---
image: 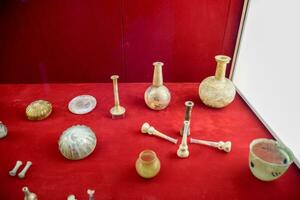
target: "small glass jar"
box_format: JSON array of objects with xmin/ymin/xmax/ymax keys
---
[{"xmin": 135, "ymin": 150, "xmax": 161, "ymax": 178}]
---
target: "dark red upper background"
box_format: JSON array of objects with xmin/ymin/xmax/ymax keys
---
[{"xmin": 0, "ymin": 0, "xmax": 244, "ymax": 83}]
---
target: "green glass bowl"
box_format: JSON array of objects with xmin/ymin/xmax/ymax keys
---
[{"xmin": 249, "ymin": 138, "xmax": 294, "ymax": 181}]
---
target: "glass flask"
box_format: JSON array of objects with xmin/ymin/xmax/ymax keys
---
[
  {"xmin": 144, "ymin": 62, "xmax": 171, "ymax": 110},
  {"xmin": 199, "ymin": 55, "xmax": 236, "ymax": 108}
]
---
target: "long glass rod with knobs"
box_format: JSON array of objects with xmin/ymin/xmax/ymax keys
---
[
  {"xmin": 141, "ymin": 122, "xmax": 178, "ymax": 144},
  {"xmin": 177, "ymin": 120, "xmax": 190, "ymax": 158},
  {"xmin": 190, "ymin": 138, "xmax": 232, "ymax": 153}
]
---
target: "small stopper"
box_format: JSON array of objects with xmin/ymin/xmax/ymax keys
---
[
  {"xmin": 87, "ymin": 189, "xmax": 95, "ymax": 200},
  {"xmin": 0, "ymin": 121, "xmax": 8, "ymax": 139},
  {"xmin": 18, "ymin": 161, "xmax": 32, "ymax": 179},
  {"xmin": 67, "ymin": 195, "xmax": 77, "ymax": 200},
  {"xmin": 9, "ymin": 160, "xmax": 23, "ymax": 176}
]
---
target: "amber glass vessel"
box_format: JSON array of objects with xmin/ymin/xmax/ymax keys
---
[
  {"xmin": 135, "ymin": 150, "xmax": 161, "ymax": 178},
  {"xmin": 144, "ymin": 62, "xmax": 171, "ymax": 110}
]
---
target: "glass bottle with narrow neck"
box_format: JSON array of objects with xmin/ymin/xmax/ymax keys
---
[
  {"xmin": 22, "ymin": 187, "xmax": 38, "ymax": 200},
  {"xmin": 144, "ymin": 62, "xmax": 171, "ymax": 110},
  {"xmin": 199, "ymin": 55, "xmax": 236, "ymax": 108}
]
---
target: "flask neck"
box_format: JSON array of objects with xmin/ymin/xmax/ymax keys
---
[
  {"xmin": 214, "ymin": 55, "xmax": 231, "ymax": 81},
  {"xmin": 22, "ymin": 187, "xmax": 31, "ymax": 198},
  {"xmin": 152, "ymin": 62, "xmax": 164, "ymax": 87}
]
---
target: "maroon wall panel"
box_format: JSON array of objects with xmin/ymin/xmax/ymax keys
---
[
  {"xmin": 124, "ymin": 0, "xmax": 242, "ymax": 82},
  {"xmin": 0, "ymin": 0, "xmax": 124, "ymax": 83},
  {"xmin": 0, "ymin": 0, "xmax": 244, "ymax": 83}
]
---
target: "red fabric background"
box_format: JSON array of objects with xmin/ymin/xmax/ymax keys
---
[
  {"xmin": 0, "ymin": 83, "xmax": 299, "ymax": 199},
  {"xmin": 0, "ymin": 0, "xmax": 244, "ymax": 83}
]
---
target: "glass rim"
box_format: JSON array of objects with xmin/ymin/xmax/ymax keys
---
[
  {"xmin": 249, "ymin": 138, "xmax": 294, "ymax": 167},
  {"xmin": 139, "ymin": 150, "xmax": 157, "ymax": 164}
]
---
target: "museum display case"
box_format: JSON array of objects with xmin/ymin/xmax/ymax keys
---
[{"xmin": 1, "ymin": 0, "xmax": 300, "ymax": 199}]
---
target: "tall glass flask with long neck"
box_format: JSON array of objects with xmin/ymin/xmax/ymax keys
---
[{"xmin": 144, "ymin": 62, "xmax": 171, "ymax": 110}]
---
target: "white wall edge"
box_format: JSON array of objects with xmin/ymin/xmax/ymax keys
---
[{"xmin": 236, "ymin": 86, "xmax": 300, "ymax": 169}]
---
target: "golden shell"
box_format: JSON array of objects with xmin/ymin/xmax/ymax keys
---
[{"xmin": 26, "ymin": 100, "xmax": 52, "ymax": 120}]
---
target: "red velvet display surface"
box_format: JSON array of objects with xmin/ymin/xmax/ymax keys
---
[
  {"xmin": 0, "ymin": 0, "xmax": 244, "ymax": 83},
  {"xmin": 0, "ymin": 83, "xmax": 300, "ymax": 199}
]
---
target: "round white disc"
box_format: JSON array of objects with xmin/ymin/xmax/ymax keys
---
[{"xmin": 68, "ymin": 95, "xmax": 97, "ymax": 114}]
